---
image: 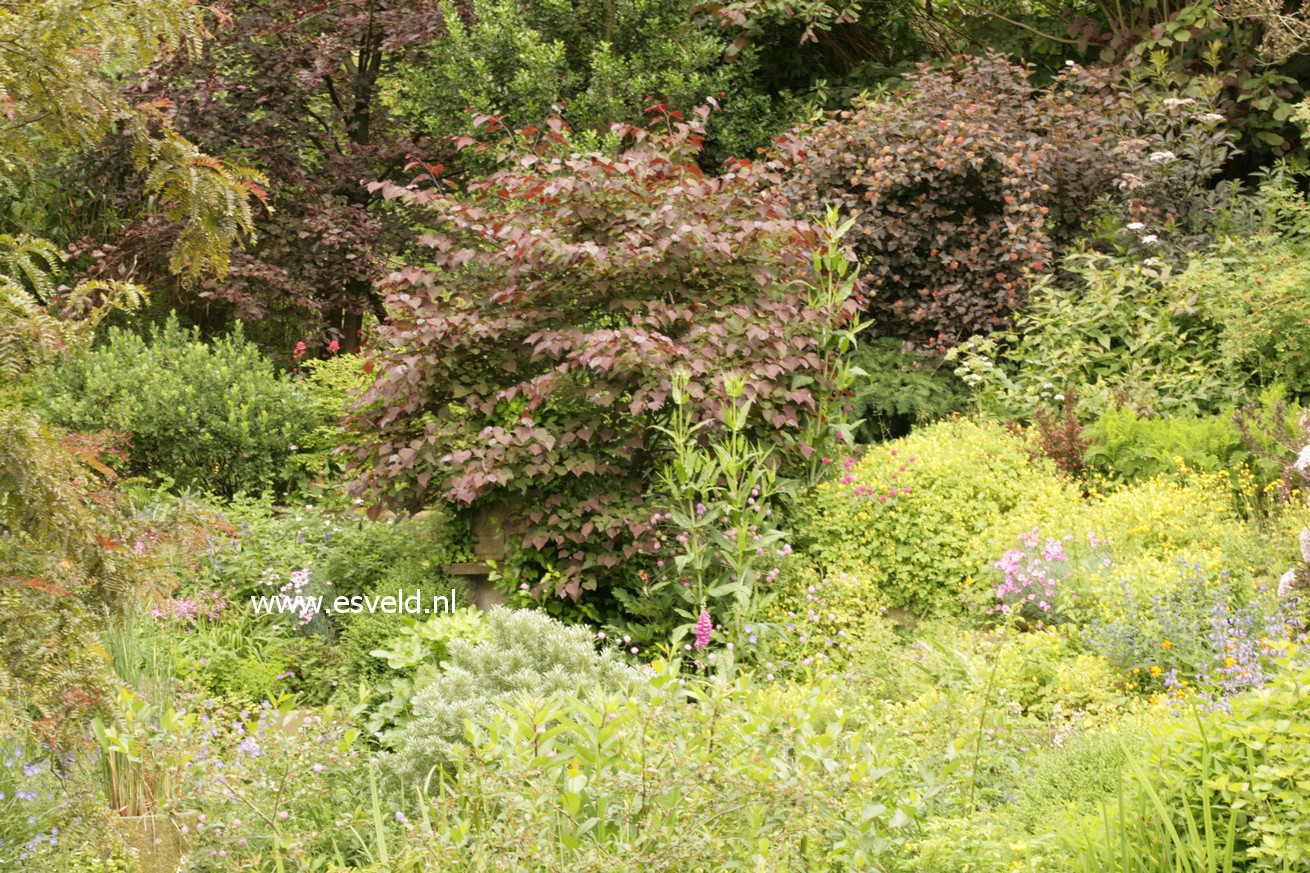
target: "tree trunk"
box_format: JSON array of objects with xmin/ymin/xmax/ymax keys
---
[{"xmin": 342, "ymin": 309, "xmax": 364, "ymax": 353}]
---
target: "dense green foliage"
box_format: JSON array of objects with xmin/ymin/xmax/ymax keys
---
[
  {"xmin": 792, "ymin": 418, "xmax": 1076, "ymax": 614},
  {"xmin": 0, "ymin": 411, "xmax": 127, "ymax": 732},
  {"xmin": 951, "ymin": 172, "xmax": 1310, "ymax": 423},
  {"xmin": 400, "ymin": 0, "xmax": 794, "ymax": 163},
  {"xmin": 1083, "ymin": 408, "xmax": 1250, "ymax": 485},
  {"xmin": 0, "ymin": 0, "xmax": 265, "ymax": 284},
  {"xmin": 1010, "ymin": 728, "xmax": 1140, "ymax": 832},
  {"xmin": 847, "ymin": 338, "xmax": 967, "ymax": 440},
  {"xmin": 1066, "ymin": 666, "xmax": 1310, "ymax": 870},
  {"xmin": 39, "ymin": 318, "xmax": 321, "ymax": 497}
]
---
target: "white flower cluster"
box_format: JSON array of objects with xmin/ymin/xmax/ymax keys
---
[
  {"xmin": 951, "ymin": 340, "xmax": 995, "ymax": 388},
  {"xmin": 1277, "ymin": 443, "xmax": 1310, "ymax": 599},
  {"xmin": 958, "ymin": 359, "xmax": 993, "ymax": 387},
  {"xmin": 1124, "ymin": 221, "xmax": 1159, "ymax": 247}
]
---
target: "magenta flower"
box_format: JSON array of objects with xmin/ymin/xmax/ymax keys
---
[{"xmin": 693, "ymin": 608, "xmax": 713, "ymax": 649}]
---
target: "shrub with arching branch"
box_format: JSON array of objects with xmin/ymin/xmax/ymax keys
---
[
  {"xmin": 347, "ymin": 108, "xmax": 859, "ymax": 600},
  {"xmin": 775, "ymin": 52, "xmax": 1133, "ymax": 348}
]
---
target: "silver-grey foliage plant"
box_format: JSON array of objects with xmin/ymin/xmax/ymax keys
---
[{"xmin": 390, "ymin": 607, "xmax": 642, "ymax": 784}]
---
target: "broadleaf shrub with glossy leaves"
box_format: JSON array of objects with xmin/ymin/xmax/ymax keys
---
[{"xmin": 348, "ymin": 109, "xmax": 859, "ymax": 599}]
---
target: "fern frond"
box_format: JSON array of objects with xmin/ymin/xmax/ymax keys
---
[
  {"xmin": 0, "ymin": 234, "xmax": 63, "ymax": 304},
  {"xmin": 0, "ymin": 254, "xmax": 147, "ymax": 379},
  {"xmin": 0, "ymin": 1, "xmax": 261, "ymax": 281},
  {"xmin": 134, "ymin": 124, "xmax": 270, "ymax": 281}
]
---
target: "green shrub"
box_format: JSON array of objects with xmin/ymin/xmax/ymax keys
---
[
  {"xmin": 1083, "ymin": 407, "xmax": 1250, "ymax": 486},
  {"xmin": 891, "ymin": 626, "xmax": 1132, "ymax": 737},
  {"xmin": 182, "ymin": 499, "xmax": 476, "ymax": 709},
  {"xmin": 848, "ymin": 338, "xmax": 967, "ymax": 442},
  {"xmin": 791, "ymin": 418, "xmax": 1078, "ymax": 615},
  {"xmin": 950, "ymin": 255, "xmax": 1226, "ymax": 421},
  {"xmin": 985, "ymin": 628, "xmax": 1130, "ymax": 722},
  {"xmin": 1012, "ymin": 728, "xmax": 1143, "ymax": 834},
  {"xmin": 317, "ymin": 512, "xmax": 470, "ymax": 602},
  {"xmin": 399, "ymin": 0, "xmax": 794, "ymax": 163},
  {"xmin": 1187, "ymin": 234, "xmax": 1310, "ymax": 398},
  {"xmin": 339, "ymin": 611, "xmax": 414, "ymax": 688},
  {"xmin": 1080, "ymin": 400, "xmax": 1310, "ymax": 519},
  {"xmin": 391, "ymin": 607, "xmax": 641, "ymax": 782},
  {"xmin": 181, "ymin": 646, "xmax": 287, "ymax": 702},
  {"xmin": 870, "ymin": 632, "xmax": 1119, "ymax": 816},
  {"xmin": 39, "ymin": 316, "xmax": 321, "ymax": 497},
  {"xmin": 288, "ymin": 352, "xmax": 373, "ymax": 495},
  {"xmin": 369, "ymin": 608, "xmax": 488, "ymax": 677},
  {"xmin": 205, "ymin": 499, "xmax": 470, "ymax": 604},
  {"xmin": 966, "ymin": 471, "xmax": 1291, "ymax": 631},
  {"xmin": 1065, "ymin": 664, "xmax": 1310, "ymax": 871},
  {"xmin": 952, "ymin": 178, "xmax": 1310, "ymax": 423}
]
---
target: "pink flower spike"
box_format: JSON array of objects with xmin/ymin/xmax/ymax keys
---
[{"xmin": 693, "ymin": 608, "xmax": 713, "ymax": 649}]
